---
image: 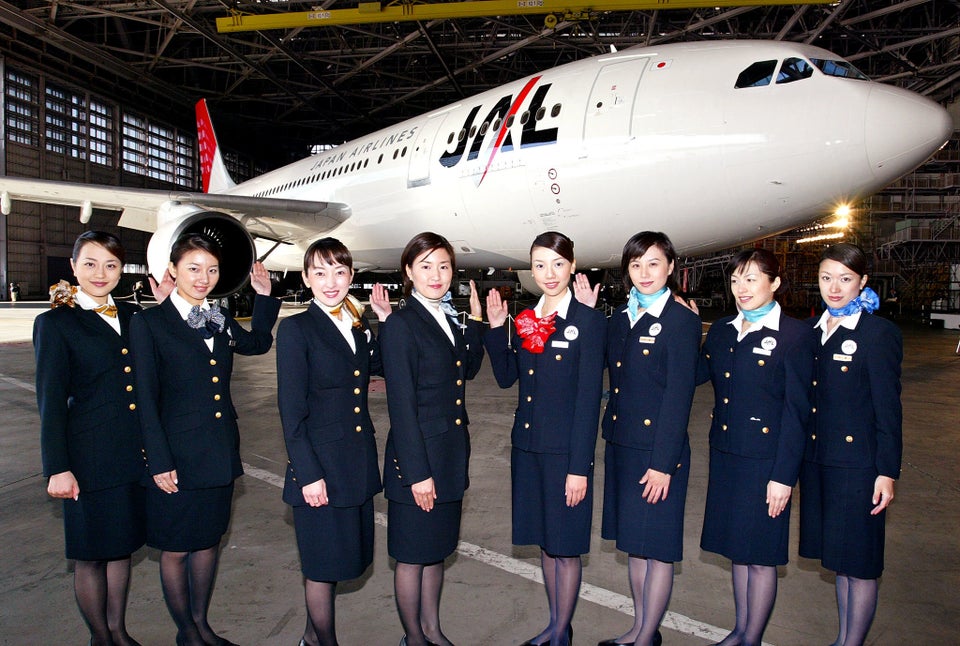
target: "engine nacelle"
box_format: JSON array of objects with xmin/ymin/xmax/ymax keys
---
[{"xmin": 147, "ymin": 211, "xmax": 256, "ymax": 298}]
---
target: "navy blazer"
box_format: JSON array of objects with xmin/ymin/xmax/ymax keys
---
[
  {"xmin": 804, "ymin": 314, "xmax": 902, "ymax": 478},
  {"xmin": 484, "ymin": 296, "xmax": 606, "ymax": 476},
  {"xmin": 697, "ymin": 309, "xmax": 816, "ymax": 486},
  {"xmin": 130, "ymin": 295, "xmax": 280, "ymax": 489},
  {"xmin": 34, "ymin": 301, "xmax": 145, "ymax": 491},
  {"xmin": 602, "ymin": 296, "xmax": 701, "ymax": 475},
  {"xmin": 380, "ymin": 298, "xmax": 484, "ymax": 505},
  {"xmin": 276, "ymin": 303, "xmax": 384, "ymax": 508}
]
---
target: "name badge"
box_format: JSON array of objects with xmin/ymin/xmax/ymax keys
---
[
  {"xmin": 563, "ymin": 325, "xmax": 579, "ymax": 341},
  {"xmin": 228, "ymin": 339, "xmax": 237, "ymax": 347},
  {"xmin": 832, "ymin": 353, "xmax": 853, "ymax": 362},
  {"xmin": 841, "ymin": 339, "xmax": 858, "ymax": 355},
  {"xmin": 551, "ymin": 340, "xmax": 569, "ymax": 348},
  {"xmin": 639, "ymin": 336, "xmax": 656, "ymax": 344},
  {"xmin": 760, "ymin": 336, "xmax": 777, "ymax": 351},
  {"xmin": 648, "ymin": 322, "xmax": 662, "ymax": 337},
  {"xmin": 752, "ymin": 347, "xmax": 771, "ymax": 356}
]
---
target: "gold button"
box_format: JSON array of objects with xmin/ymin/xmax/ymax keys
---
[
  {"xmin": 845, "ymin": 435, "xmax": 854, "ymax": 443},
  {"xmin": 123, "ymin": 366, "xmax": 131, "ymax": 373},
  {"xmin": 762, "ymin": 427, "xmax": 769, "ymax": 434},
  {"xmin": 729, "ymin": 347, "xmax": 734, "ymax": 352},
  {"xmin": 757, "ymin": 360, "xmax": 765, "ymax": 366},
  {"xmin": 214, "ymin": 394, "xmax": 221, "ymax": 401},
  {"xmin": 555, "ymin": 354, "xmax": 562, "ymax": 361},
  {"xmin": 456, "ymin": 360, "xmax": 462, "ymax": 367},
  {"xmin": 354, "ymin": 406, "xmax": 361, "ymax": 414},
  {"xmin": 354, "ymin": 387, "xmax": 361, "ymax": 394},
  {"xmin": 455, "ymin": 419, "xmax": 462, "ymax": 425},
  {"xmin": 129, "ymin": 403, "xmax": 136, "ymax": 411},
  {"xmin": 812, "ymin": 407, "xmax": 817, "ymax": 413},
  {"xmin": 811, "ymin": 434, "xmax": 816, "ymax": 440},
  {"xmin": 724, "ymin": 372, "xmax": 730, "ymax": 378},
  {"xmin": 642, "ymin": 349, "xmax": 650, "ymax": 356},
  {"xmin": 526, "ymin": 396, "xmax": 532, "ymax": 402},
  {"xmin": 215, "ymin": 412, "xmax": 222, "ymax": 419},
  {"xmin": 612, "ymin": 414, "xmax": 617, "ymax": 421},
  {"xmin": 644, "ymin": 419, "xmax": 651, "ymax": 426},
  {"xmin": 616, "ymin": 361, "xmax": 622, "ymax": 367},
  {"xmin": 705, "ymin": 353, "xmax": 711, "ymax": 359},
  {"xmin": 456, "ymin": 379, "xmax": 463, "ymax": 386},
  {"xmin": 841, "ymin": 366, "xmax": 849, "ymax": 372},
  {"xmin": 812, "ymin": 380, "xmax": 818, "ymax": 386},
  {"xmin": 126, "ymin": 385, "xmax": 133, "ymax": 392},
  {"xmin": 212, "ymin": 376, "xmax": 219, "ymax": 383},
  {"xmin": 710, "ymin": 412, "xmax": 714, "ymax": 419},
  {"xmin": 722, "ymin": 424, "xmax": 728, "ymax": 430},
  {"xmin": 528, "ymin": 369, "xmax": 534, "ymax": 375},
  {"xmin": 210, "ymin": 359, "xmax": 217, "ymax": 366},
  {"xmin": 723, "ymin": 397, "xmax": 729, "ymax": 404},
  {"xmin": 456, "ymin": 399, "xmax": 462, "ymax": 405},
  {"xmin": 356, "ymin": 425, "xmax": 362, "ymax": 432},
  {"xmin": 121, "ymin": 348, "xmax": 129, "ymax": 355},
  {"xmin": 614, "ymin": 387, "xmax": 619, "ymax": 394},
  {"xmin": 354, "ymin": 369, "xmax": 361, "ymax": 377},
  {"xmin": 524, "ymin": 423, "xmax": 530, "ymax": 429}
]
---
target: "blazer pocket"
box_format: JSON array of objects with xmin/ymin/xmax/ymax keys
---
[
  {"xmin": 165, "ymin": 410, "xmax": 205, "ymax": 435},
  {"xmin": 419, "ymin": 417, "xmax": 449, "ymax": 439},
  {"xmin": 308, "ymin": 419, "xmax": 345, "ymax": 445},
  {"xmin": 68, "ymin": 400, "xmax": 117, "ymax": 434}
]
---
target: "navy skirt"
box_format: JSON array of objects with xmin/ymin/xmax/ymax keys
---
[
  {"xmin": 146, "ymin": 482, "xmax": 234, "ymax": 552},
  {"xmin": 601, "ymin": 442, "xmax": 689, "ymax": 562},
  {"xmin": 388, "ymin": 499, "xmax": 462, "ymax": 564},
  {"xmin": 701, "ymin": 448, "xmax": 791, "ymax": 566},
  {"xmin": 63, "ymin": 482, "xmax": 146, "ymax": 561},
  {"xmin": 294, "ymin": 497, "xmax": 375, "ymax": 582},
  {"xmin": 512, "ymin": 448, "xmax": 593, "ymax": 557},
  {"xmin": 799, "ymin": 461, "xmax": 887, "ymax": 579}
]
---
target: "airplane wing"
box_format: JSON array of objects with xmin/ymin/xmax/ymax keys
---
[{"xmin": 0, "ymin": 176, "xmax": 350, "ymax": 241}]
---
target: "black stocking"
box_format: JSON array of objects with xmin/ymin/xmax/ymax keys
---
[
  {"xmin": 394, "ymin": 561, "xmax": 429, "ymax": 646},
  {"xmin": 713, "ymin": 563, "xmax": 749, "ymax": 646},
  {"xmin": 549, "ymin": 554, "xmax": 581, "ymax": 646},
  {"xmin": 303, "ymin": 579, "xmax": 338, "ymax": 646},
  {"xmin": 159, "ymin": 545, "xmax": 223, "ymax": 646},
  {"xmin": 186, "ymin": 545, "xmax": 222, "ymax": 644},
  {"xmin": 526, "ymin": 551, "xmax": 558, "ymax": 645},
  {"xmin": 420, "ymin": 562, "xmax": 452, "ymax": 645},
  {"xmin": 836, "ymin": 574, "xmax": 878, "ymax": 646},
  {"xmin": 105, "ymin": 558, "xmax": 141, "ymax": 646},
  {"xmin": 618, "ymin": 556, "xmax": 673, "ymax": 646},
  {"xmin": 74, "ymin": 559, "xmax": 112, "ymax": 645},
  {"xmin": 742, "ymin": 564, "xmax": 778, "ymax": 646}
]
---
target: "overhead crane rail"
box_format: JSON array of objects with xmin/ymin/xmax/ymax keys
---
[{"xmin": 216, "ymin": 0, "xmax": 834, "ymax": 32}]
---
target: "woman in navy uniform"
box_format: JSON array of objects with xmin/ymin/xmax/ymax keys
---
[
  {"xmin": 34, "ymin": 231, "xmax": 148, "ymax": 646},
  {"xmin": 277, "ymin": 237, "xmax": 391, "ymax": 646},
  {"xmin": 130, "ymin": 233, "xmax": 280, "ymax": 646},
  {"xmin": 698, "ymin": 248, "xmax": 816, "ymax": 646},
  {"xmin": 380, "ymin": 232, "xmax": 484, "ymax": 646},
  {"xmin": 597, "ymin": 232, "xmax": 701, "ymax": 646},
  {"xmin": 485, "ymin": 231, "xmax": 605, "ymax": 646},
  {"xmin": 799, "ymin": 243, "xmax": 902, "ymax": 646}
]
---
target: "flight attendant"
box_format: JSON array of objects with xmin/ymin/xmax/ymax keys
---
[
  {"xmin": 698, "ymin": 248, "xmax": 816, "ymax": 646},
  {"xmin": 799, "ymin": 243, "xmax": 902, "ymax": 646},
  {"xmin": 597, "ymin": 232, "xmax": 701, "ymax": 646},
  {"xmin": 130, "ymin": 233, "xmax": 280, "ymax": 646},
  {"xmin": 485, "ymin": 231, "xmax": 605, "ymax": 646},
  {"xmin": 276, "ymin": 237, "xmax": 392, "ymax": 646},
  {"xmin": 34, "ymin": 231, "xmax": 148, "ymax": 646},
  {"xmin": 380, "ymin": 232, "xmax": 485, "ymax": 646}
]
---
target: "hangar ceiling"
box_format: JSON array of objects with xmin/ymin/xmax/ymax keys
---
[{"xmin": 1, "ymin": 0, "xmax": 958, "ymax": 158}]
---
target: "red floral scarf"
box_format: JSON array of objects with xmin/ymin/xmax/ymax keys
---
[{"xmin": 514, "ymin": 309, "xmax": 557, "ymax": 354}]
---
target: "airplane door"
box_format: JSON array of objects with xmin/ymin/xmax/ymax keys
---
[
  {"xmin": 583, "ymin": 58, "xmax": 648, "ymax": 140},
  {"xmin": 408, "ymin": 113, "xmax": 448, "ymax": 187}
]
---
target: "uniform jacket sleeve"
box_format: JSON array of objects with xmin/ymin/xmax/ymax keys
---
[
  {"xmin": 770, "ymin": 319, "xmax": 817, "ymax": 486},
  {"xmin": 483, "ymin": 324, "xmax": 519, "ymax": 388},
  {"xmin": 129, "ymin": 309, "xmax": 175, "ymax": 476},
  {"xmin": 568, "ymin": 304, "xmax": 606, "ymax": 476},
  {"xmin": 33, "ymin": 312, "xmax": 72, "ymax": 477},
  {"xmin": 867, "ymin": 320, "xmax": 903, "ymax": 478}
]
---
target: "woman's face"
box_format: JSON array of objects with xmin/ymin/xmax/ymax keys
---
[
  {"xmin": 169, "ymin": 249, "xmax": 220, "ymax": 306},
  {"xmin": 819, "ymin": 258, "xmax": 867, "ymax": 310},
  {"xmin": 406, "ymin": 247, "xmax": 453, "ymax": 300},
  {"xmin": 531, "ymin": 246, "xmax": 575, "ymax": 299},
  {"xmin": 730, "ymin": 261, "xmax": 780, "ymax": 312},
  {"xmin": 628, "ymin": 245, "xmax": 674, "ymax": 295},
  {"xmin": 303, "ymin": 256, "xmax": 353, "ymax": 308},
  {"xmin": 71, "ymin": 242, "xmax": 122, "ymax": 305}
]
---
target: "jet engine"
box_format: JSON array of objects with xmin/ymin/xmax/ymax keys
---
[{"xmin": 147, "ymin": 211, "xmax": 256, "ymax": 298}]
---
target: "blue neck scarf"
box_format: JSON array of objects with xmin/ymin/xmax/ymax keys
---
[
  {"xmin": 826, "ymin": 286, "xmax": 880, "ymax": 317},
  {"xmin": 627, "ymin": 286, "xmax": 668, "ymax": 320},
  {"xmin": 741, "ymin": 300, "xmax": 776, "ymax": 323},
  {"xmin": 415, "ymin": 288, "xmax": 458, "ymax": 318}
]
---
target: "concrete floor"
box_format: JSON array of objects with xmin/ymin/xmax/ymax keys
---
[{"xmin": 0, "ymin": 302, "xmax": 957, "ymax": 646}]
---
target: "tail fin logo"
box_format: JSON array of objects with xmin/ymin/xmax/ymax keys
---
[{"xmin": 196, "ymin": 100, "xmax": 217, "ymax": 193}]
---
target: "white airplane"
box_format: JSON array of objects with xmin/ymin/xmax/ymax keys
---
[{"xmin": 0, "ymin": 40, "xmax": 953, "ymax": 296}]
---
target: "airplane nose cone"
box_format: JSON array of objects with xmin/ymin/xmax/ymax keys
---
[{"xmin": 865, "ymin": 85, "xmax": 953, "ymax": 180}]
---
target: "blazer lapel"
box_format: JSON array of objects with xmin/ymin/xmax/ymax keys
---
[
  {"xmin": 307, "ymin": 302, "xmax": 358, "ymax": 360},
  {"xmin": 410, "ymin": 298, "xmax": 457, "ymax": 350}
]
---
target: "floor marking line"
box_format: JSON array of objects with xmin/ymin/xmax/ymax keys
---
[
  {"xmin": 0, "ymin": 374, "xmax": 36, "ymax": 392},
  {"xmin": 243, "ymin": 462, "xmax": 749, "ymax": 644}
]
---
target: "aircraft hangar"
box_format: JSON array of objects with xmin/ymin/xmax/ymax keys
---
[{"xmin": 1, "ymin": 2, "xmax": 959, "ymax": 645}]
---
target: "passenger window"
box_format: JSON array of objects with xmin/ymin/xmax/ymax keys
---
[
  {"xmin": 735, "ymin": 60, "xmax": 777, "ymax": 88},
  {"xmin": 551, "ymin": 104, "xmax": 561, "ymax": 118},
  {"xmin": 520, "ymin": 111, "xmax": 530, "ymax": 125},
  {"xmin": 493, "ymin": 118, "xmax": 502, "ymax": 131},
  {"xmin": 506, "ymin": 115, "xmax": 515, "ymax": 128},
  {"xmin": 479, "ymin": 122, "xmax": 489, "ymax": 136},
  {"xmin": 777, "ymin": 57, "xmax": 814, "ymax": 84},
  {"xmin": 447, "ymin": 132, "xmax": 454, "ymax": 145},
  {"xmin": 536, "ymin": 107, "xmax": 546, "ymax": 121}
]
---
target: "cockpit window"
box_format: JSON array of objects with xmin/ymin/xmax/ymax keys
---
[
  {"xmin": 776, "ymin": 57, "xmax": 815, "ymax": 84},
  {"xmin": 811, "ymin": 58, "xmax": 869, "ymax": 81},
  {"xmin": 735, "ymin": 60, "xmax": 777, "ymax": 88}
]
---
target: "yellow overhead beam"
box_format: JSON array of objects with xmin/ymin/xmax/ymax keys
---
[{"xmin": 216, "ymin": 0, "xmax": 835, "ymax": 33}]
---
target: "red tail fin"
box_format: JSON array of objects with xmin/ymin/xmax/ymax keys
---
[{"xmin": 195, "ymin": 99, "xmax": 235, "ymax": 193}]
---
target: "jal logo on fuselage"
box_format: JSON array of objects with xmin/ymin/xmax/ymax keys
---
[{"xmin": 439, "ymin": 76, "xmax": 559, "ymax": 178}]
